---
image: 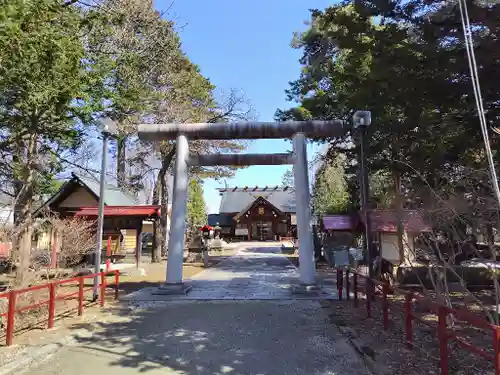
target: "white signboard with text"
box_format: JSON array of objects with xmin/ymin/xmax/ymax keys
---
[
  {"xmin": 290, "ymin": 214, "xmax": 297, "ymax": 225},
  {"xmin": 235, "ymin": 228, "xmax": 249, "ymax": 236}
]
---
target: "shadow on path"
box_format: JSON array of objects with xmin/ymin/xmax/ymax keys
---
[{"xmin": 31, "ymin": 300, "xmax": 370, "ymax": 375}]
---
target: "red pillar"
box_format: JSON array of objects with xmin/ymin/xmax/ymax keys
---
[
  {"xmin": 136, "ymin": 223, "xmax": 143, "ymax": 269},
  {"xmin": 105, "ymin": 236, "xmax": 112, "ymax": 271}
]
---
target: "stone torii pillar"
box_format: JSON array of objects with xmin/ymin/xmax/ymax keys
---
[
  {"xmin": 138, "ymin": 120, "xmax": 349, "ymax": 293},
  {"xmin": 292, "ymin": 133, "xmax": 315, "ymax": 285},
  {"xmin": 165, "ymin": 134, "xmax": 189, "ymax": 287}
]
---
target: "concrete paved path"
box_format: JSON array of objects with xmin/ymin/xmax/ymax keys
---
[
  {"xmin": 21, "ymin": 301, "xmax": 370, "ymax": 375},
  {"xmin": 18, "ymin": 244, "xmax": 369, "ymax": 375},
  {"xmin": 125, "ymin": 243, "xmax": 338, "ymax": 303}
]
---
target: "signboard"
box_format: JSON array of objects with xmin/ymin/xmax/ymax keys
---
[
  {"xmin": 290, "ymin": 214, "xmax": 297, "ymax": 225},
  {"xmin": 235, "ymin": 228, "xmax": 248, "ymax": 236},
  {"xmin": 322, "ymin": 215, "xmax": 355, "ymax": 231},
  {"xmin": 334, "ymin": 249, "xmax": 350, "ymax": 267}
]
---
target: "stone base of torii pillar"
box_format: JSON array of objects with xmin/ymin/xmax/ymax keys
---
[
  {"xmin": 152, "ymin": 283, "xmax": 192, "ymax": 296},
  {"xmin": 291, "ymin": 284, "xmax": 322, "ymax": 296}
]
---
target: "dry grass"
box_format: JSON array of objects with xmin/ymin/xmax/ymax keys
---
[
  {"xmin": 0, "ymin": 258, "xmax": 211, "ymax": 346},
  {"xmin": 320, "ymin": 267, "xmax": 497, "ymax": 375},
  {"xmin": 117, "ymin": 260, "xmax": 213, "ymax": 294},
  {"xmin": 0, "ymin": 275, "xmax": 118, "ymax": 340}
]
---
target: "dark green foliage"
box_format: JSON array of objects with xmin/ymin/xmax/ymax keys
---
[
  {"xmin": 187, "ymin": 179, "xmax": 207, "ymax": 232},
  {"xmin": 278, "ymin": 0, "xmax": 500, "ymax": 210}
]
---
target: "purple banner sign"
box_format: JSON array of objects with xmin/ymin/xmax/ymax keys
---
[{"xmin": 322, "ymin": 215, "xmax": 355, "ymax": 231}]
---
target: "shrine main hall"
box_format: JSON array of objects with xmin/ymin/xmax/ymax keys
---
[{"xmin": 208, "ymin": 186, "xmax": 297, "ymax": 241}]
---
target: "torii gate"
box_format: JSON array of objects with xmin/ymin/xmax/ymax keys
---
[{"xmin": 137, "ymin": 112, "xmax": 371, "ymax": 294}]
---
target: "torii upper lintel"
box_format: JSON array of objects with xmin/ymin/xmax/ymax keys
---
[{"xmin": 137, "ymin": 120, "xmax": 347, "ymax": 141}]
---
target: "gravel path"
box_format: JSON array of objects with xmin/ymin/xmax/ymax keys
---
[{"xmin": 125, "ymin": 244, "xmax": 339, "ymax": 302}]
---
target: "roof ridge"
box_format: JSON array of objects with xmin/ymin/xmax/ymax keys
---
[
  {"xmin": 72, "ymin": 172, "xmax": 139, "ymax": 204},
  {"xmin": 73, "ymin": 172, "xmax": 137, "ymax": 198},
  {"xmin": 217, "ymin": 186, "xmax": 293, "ymax": 192}
]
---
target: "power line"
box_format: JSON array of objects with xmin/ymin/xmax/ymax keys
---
[{"xmin": 457, "ymin": 0, "xmax": 500, "ymax": 211}]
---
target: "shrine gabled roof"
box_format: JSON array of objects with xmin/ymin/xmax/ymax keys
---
[
  {"xmin": 40, "ymin": 173, "xmax": 138, "ymax": 211},
  {"xmin": 233, "ymin": 195, "xmax": 283, "ymax": 221},
  {"xmin": 218, "ymin": 186, "xmax": 296, "ymax": 214}
]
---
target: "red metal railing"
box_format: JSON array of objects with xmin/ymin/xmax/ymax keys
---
[
  {"xmin": 337, "ymin": 268, "xmax": 500, "ymax": 375},
  {"xmin": 0, "ymin": 270, "xmax": 120, "ymax": 346}
]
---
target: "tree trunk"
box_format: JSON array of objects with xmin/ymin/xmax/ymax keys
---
[
  {"xmin": 160, "ymin": 170, "xmax": 169, "ymax": 256},
  {"xmin": 151, "ymin": 147, "xmax": 175, "ymax": 263},
  {"xmin": 151, "ymin": 171, "xmax": 163, "ymax": 263},
  {"xmin": 116, "ymin": 135, "xmax": 127, "ymax": 188},
  {"xmin": 15, "ymin": 134, "xmax": 36, "ymax": 286},
  {"xmin": 393, "ymin": 170, "xmax": 406, "ymax": 264}
]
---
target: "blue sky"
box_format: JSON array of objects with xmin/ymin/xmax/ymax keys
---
[{"xmin": 158, "ymin": 0, "xmax": 333, "ymax": 213}]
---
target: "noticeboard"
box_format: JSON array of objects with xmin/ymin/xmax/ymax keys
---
[
  {"xmin": 334, "ymin": 249, "xmax": 350, "ymax": 267},
  {"xmin": 235, "ymin": 228, "xmax": 248, "ymax": 236}
]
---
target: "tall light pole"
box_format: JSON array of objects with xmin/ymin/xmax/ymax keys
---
[
  {"xmin": 353, "ymin": 111, "xmax": 373, "ymax": 295},
  {"xmin": 94, "ymin": 118, "xmax": 117, "ymax": 300}
]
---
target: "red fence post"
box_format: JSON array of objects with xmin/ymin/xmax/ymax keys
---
[
  {"xmin": 493, "ymin": 326, "xmax": 500, "ymax": 375},
  {"xmin": 382, "ymin": 283, "xmax": 389, "ymax": 330},
  {"xmin": 353, "ymin": 273, "xmax": 358, "ymax": 308},
  {"xmin": 78, "ymin": 276, "xmax": 84, "ymax": 316},
  {"xmin": 106, "ymin": 236, "xmax": 112, "ymax": 272},
  {"xmin": 366, "ymin": 278, "xmax": 372, "ymax": 318},
  {"xmin": 336, "ymin": 269, "xmax": 340, "ymax": 300},
  {"xmin": 6, "ymin": 291, "xmax": 17, "ymax": 346},
  {"xmin": 405, "ymin": 292, "xmax": 413, "ymax": 348},
  {"xmin": 438, "ymin": 306, "xmax": 449, "ymax": 375},
  {"xmin": 346, "ymin": 269, "xmax": 350, "ymax": 300},
  {"xmin": 100, "ymin": 272, "xmax": 106, "ymax": 307},
  {"xmin": 338, "ymin": 269, "xmax": 343, "ymax": 300},
  {"xmin": 48, "ymin": 283, "xmax": 56, "ymax": 329},
  {"xmin": 114, "ymin": 270, "xmax": 120, "ymax": 300}
]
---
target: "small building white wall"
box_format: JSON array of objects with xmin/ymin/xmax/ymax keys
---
[
  {"xmin": 58, "ymin": 186, "xmax": 98, "ymax": 207},
  {"xmin": 380, "ymin": 232, "xmax": 417, "ymax": 265},
  {"xmin": 0, "ymin": 207, "xmax": 13, "ymax": 225}
]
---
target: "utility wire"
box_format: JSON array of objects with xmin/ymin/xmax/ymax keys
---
[
  {"xmin": 457, "ymin": 0, "xmax": 500, "ymax": 211},
  {"xmin": 457, "ymin": 0, "xmax": 500, "ymax": 322}
]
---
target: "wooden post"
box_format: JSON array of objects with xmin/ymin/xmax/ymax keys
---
[
  {"xmin": 493, "ymin": 326, "xmax": 500, "ymax": 375},
  {"xmin": 405, "ymin": 292, "xmax": 413, "ymax": 348},
  {"xmin": 6, "ymin": 291, "xmax": 17, "ymax": 346},
  {"xmin": 438, "ymin": 306, "xmax": 449, "ymax": 375},
  {"xmin": 338, "ymin": 268, "xmax": 343, "ymax": 300},
  {"xmin": 346, "ymin": 269, "xmax": 350, "ymax": 300},
  {"xmin": 48, "ymin": 283, "xmax": 56, "ymax": 329},
  {"xmin": 100, "ymin": 272, "xmax": 105, "ymax": 307},
  {"xmin": 353, "ymin": 273, "xmax": 358, "ymax": 307},
  {"xmin": 136, "ymin": 221, "xmax": 143, "ymax": 269},
  {"xmin": 366, "ymin": 278, "xmax": 372, "ymax": 318},
  {"xmin": 105, "ymin": 236, "xmax": 111, "ymax": 271},
  {"xmin": 114, "ymin": 270, "xmax": 120, "ymax": 300},
  {"xmin": 78, "ymin": 276, "xmax": 84, "ymax": 316},
  {"xmin": 50, "ymin": 228, "xmax": 58, "ymax": 269},
  {"xmin": 382, "ymin": 283, "xmax": 389, "ymax": 330}
]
